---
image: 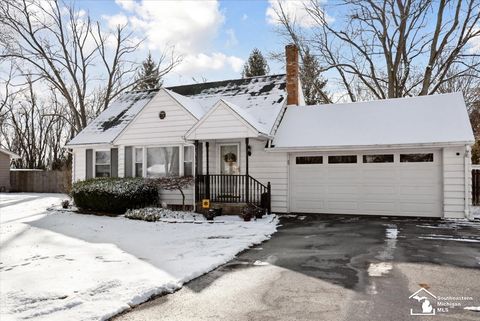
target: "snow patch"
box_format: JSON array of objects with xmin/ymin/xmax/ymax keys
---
[
  {"xmin": 367, "ymin": 262, "xmax": 392, "ymax": 277},
  {"xmin": 418, "ymin": 236, "xmax": 480, "ymax": 243},
  {"xmin": 386, "ymin": 227, "xmax": 398, "ymax": 239}
]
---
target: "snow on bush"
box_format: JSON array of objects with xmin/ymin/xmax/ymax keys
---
[
  {"xmin": 125, "ymin": 207, "xmax": 205, "ymax": 222},
  {"xmin": 71, "ymin": 178, "xmax": 158, "ymax": 214}
]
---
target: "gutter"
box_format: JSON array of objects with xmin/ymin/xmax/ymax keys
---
[
  {"xmin": 465, "ymin": 145, "xmax": 473, "ymax": 220},
  {"xmin": 264, "ymin": 141, "xmax": 475, "ymax": 153}
]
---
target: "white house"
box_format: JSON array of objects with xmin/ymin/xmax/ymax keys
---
[{"xmin": 66, "ymin": 45, "xmax": 475, "ymax": 219}]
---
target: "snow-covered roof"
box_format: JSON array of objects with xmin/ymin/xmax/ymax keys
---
[
  {"xmin": 221, "ymin": 99, "xmax": 271, "ymax": 135},
  {"xmin": 163, "ymin": 88, "xmax": 205, "ymax": 119},
  {"xmin": 67, "ymin": 75, "xmax": 287, "ymax": 146},
  {"xmin": 168, "ymin": 74, "xmax": 287, "ymax": 134},
  {"xmin": 272, "ymin": 93, "xmax": 474, "ymax": 149},
  {"xmin": 66, "ymin": 90, "xmax": 157, "ymax": 146}
]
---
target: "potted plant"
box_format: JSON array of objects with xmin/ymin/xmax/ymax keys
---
[
  {"xmin": 61, "ymin": 199, "xmax": 70, "ymax": 209},
  {"xmin": 241, "ymin": 204, "xmax": 255, "ymax": 221},
  {"xmin": 204, "ymin": 209, "xmax": 215, "ymax": 221}
]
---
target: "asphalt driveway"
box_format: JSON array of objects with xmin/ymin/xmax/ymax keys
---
[{"xmin": 114, "ymin": 215, "xmax": 480, "ymax": 321}]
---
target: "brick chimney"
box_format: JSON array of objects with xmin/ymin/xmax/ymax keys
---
[{"xmin": 285, "ymin": 44, "xmax": 299, "ymax": 105}]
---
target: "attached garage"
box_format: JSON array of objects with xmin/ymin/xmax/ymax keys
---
[
  {"xmin": 271, "ymin": 93, "xmax": 475, "ymax": 219},
  {"xmin": 289, "ymin": 150, "xmax": 442, "ymax": 217}
]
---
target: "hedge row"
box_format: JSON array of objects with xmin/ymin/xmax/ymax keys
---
[{"xmin": 71, "ymin": 178, "xmax": 158, "ymax": 214}]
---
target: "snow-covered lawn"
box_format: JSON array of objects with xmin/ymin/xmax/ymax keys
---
[{"xmin": 0, "ymin": 193, "xmax": 278, "ymax": 321}]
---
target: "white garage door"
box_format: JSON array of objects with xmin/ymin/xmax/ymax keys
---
[{"xmin": 289, "ymin": 150, "xmax": 443, "ymax": 217}]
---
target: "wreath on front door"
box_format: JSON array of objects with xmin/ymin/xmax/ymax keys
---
[{"xmin": 224, "ymin": 152, "xmax": 237, "ymax": 163}]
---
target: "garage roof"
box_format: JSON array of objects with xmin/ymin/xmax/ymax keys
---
[{"xmin": 272, "ymin": 93, "xmax": 474, "ymax": 149}]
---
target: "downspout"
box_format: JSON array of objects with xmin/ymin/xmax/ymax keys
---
[{"xmin": 465, "ymin": 145, "xmax": 472, "ymax": 220}]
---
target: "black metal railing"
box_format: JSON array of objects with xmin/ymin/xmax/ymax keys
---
[
  {"xmin": 196, "ymin": 174, "xmax": 271, "ymax": 212},
  {"xmin": 473, "ymin": 169, "xmax": 480, "ymax": 206}
]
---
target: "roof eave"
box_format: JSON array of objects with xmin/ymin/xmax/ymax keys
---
[
  {"xmin": 265, "ymin": 141, "xmax": 475, "ymax": 152},
  {"xmin": 64, "ymin": 142, "xmax": 114, "ymax": 148}
]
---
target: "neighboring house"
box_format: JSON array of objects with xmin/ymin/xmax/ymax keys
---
[
  {"xmin": 66, "ymin": 45, "xmax": 475, "ymax": 219},
  {"xmin": 0, "ymin": 148, "xmax": 20, "ymax": 192}
]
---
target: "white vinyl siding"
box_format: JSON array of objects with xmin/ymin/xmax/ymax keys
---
[
  {"xmin": 249, "ymin": 139, "xmax": 289, "ymax": 213},
  {"xmin": 114, "ymin": 90, "xmax": 197, "ymax": 146},
  {"xmin": 188, "ymin": 103, "xmax": 258, "ymax": 140},
  {"xmin": 443, "ymin": 146, "xmax": 469, "ymax": 218},
  {"xmin": 72, "ymin": 148, "xmax": 86, "ymax": 182},
  {"xmin": 118, "ymin": 145, "xmax": 125, "ymax": 178}
]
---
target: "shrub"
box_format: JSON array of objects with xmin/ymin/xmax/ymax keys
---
[{"xmin": 71, "ymin": 178, "xmax": 158, "ymax": 214}]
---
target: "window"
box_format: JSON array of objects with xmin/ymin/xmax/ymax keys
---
[
  {"xmin": 135, "ymin": 148, "xmax": 143, "ymax": 177},
  {"xmin": 328, "ymin": 155, "xmax": 357, "ymax": 164},
  {"xmin": 95, "ymin": 150, "xmax": 111, "ymax": 177},
  {"xmin": 184, "ymin": 146, "xmax": 194, "ymax": 176},
  {"xmin": 400, "ymin": 153, "xmax": 434, "ymax": 163},
  {"xmin": 296, "ymin": 156, "xmax": 323, "ymax": 164},
  {"xmin": 363, "ymin": 154, "xmax": 394, "ymax": 163},
  {"xmin": 146, "ymin": 147, "xmax": 179, "ymax": 177}
]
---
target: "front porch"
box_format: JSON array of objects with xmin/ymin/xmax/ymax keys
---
[{"xmin": 193, "ymin": 138, "xmax": 272, "ymax": 214}]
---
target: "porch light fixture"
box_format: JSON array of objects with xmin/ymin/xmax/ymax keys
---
[{"xmin": 159, "ymin": 111, "xmax": 166, "ymax": 119}]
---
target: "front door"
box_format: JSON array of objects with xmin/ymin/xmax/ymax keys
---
[{"xmin": 220, "ymin": 144, "xmax": 240, "ymax": 175}]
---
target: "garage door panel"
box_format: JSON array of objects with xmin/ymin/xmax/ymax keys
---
[
  {"xmin": 399, "ymin": 202, "xmax": 440, "ymax": 214},
  {"xmin": 361, "ymin": 185, "xmax": 396, "ymax": 195},
  {"xmin": 290, "ymin": 150, "xmax": 442, "ymax": 217},
  {"xmin": 328, "ymin": 185, "xmax": 360, "ymax": 194},
  {"xmin": 292, "ymin": 200, "xmax": 325, "ymax": 212},
  {"xmin": 360, "ymin": 201, "xmax": 396, "ymax": 212},
  {"xmin": 327, "ymin": 200, "xmax": 359, "ymax": 211}
]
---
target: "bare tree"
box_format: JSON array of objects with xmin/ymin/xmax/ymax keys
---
[
  {"xmin": 2, "ymin": 77, "xmax": 68, "ymax": 169},
  {"xmin": 272, "ymin": 0, "xmax": 480, "ymax": 101},
  {"xmin": 92, "ymin": 26, "xmax": 180, "ymax": 113},
  {"xmin": 0, "ymin": 0, "xmax": 179, "ymax": 134}
]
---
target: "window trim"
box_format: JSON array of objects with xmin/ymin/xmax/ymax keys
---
[
  {"xmin": 133, "ymin": 147, "xmax": 144, "ymax": 177},
  {"xmin": 400, "ymin": 153, "xmax": 434, "ymax": 163},
  {"xmin": 183, "ymin": 145, "xmax": 194, "ymax": 176},
  {"xmin": 296, "ymin": 156, "xmax": 323, "ymax": 165},
  {"xmin": 131, "ymin": 144, "xmax": 195, "ymax": 178},
  {"xmin": 94, "ymin": 149, "xmax": 111, "ymax": 178},
  {"xmin": 328, "ymin": 155, "xmax": 358, "ymax": 164},
  {"xmin": 362, "ymin": 154, "xmax": 394, "ymax": 164}
]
